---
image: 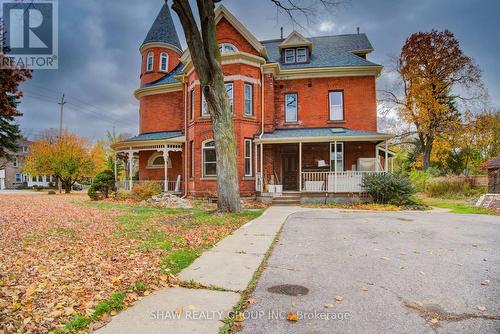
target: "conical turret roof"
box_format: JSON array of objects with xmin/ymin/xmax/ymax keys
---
[{"xmin": 142, "ymin": 1, "xmax": 181, "ymax": 51}]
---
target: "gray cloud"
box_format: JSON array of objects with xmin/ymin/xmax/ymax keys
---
[{"xmin": 17, "ymin": 0, "xmax": 500, "ymax": 141}]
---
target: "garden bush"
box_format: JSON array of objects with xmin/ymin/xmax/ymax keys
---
[
  {"xmin": 362, "ymin": 173, "xmax": 416, "ymax": 205},
  {"xmin": 425, "ymin": 177, "xmax": 486, "ymax": 198},
  {"xmin": 408, "ymin": 168, "xmax": 441, "ymax": 192},
  {"xmin": 132, "ymin": 181, "xmax": 162, "ymax": 200},
  {"xmin": 88, "ymin": 170, "xmax": 116, "ymax": 200}
]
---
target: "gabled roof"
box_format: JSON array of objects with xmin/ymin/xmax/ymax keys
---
[
  {"xmin": 279, "ymin": 31, "xmax": 312, "ymax": 49},
  {"xmin": 142, "ymin": 2, "xmax": 182, "ymax": 52},
  {"xmin": 262, "ymin": 33, "xmax": 378, "ymax": 69},
  {"xmin": 214, "ymin": 5, "xmax": 267, "ymax": 58}
]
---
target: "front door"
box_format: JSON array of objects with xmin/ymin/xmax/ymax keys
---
[{"xmin": 282, "ymin": 154, "xmax": 298, "ymax": 191}]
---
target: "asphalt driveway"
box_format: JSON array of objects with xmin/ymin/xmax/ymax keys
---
[{"xmin": 241, "ymin": 210, "xmax": 500, "ymax": 334}]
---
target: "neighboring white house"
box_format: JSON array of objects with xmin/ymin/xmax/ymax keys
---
[{"xmin": 0, "ymin": 169, "xmax": 5, "ymax": 190}]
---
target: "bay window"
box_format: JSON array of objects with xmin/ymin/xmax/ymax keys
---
[{"xmin": 244, "ymin": 83, "xmax": 253, "ymax": 116}]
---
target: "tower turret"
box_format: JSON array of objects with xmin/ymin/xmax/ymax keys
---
[{"xmin": 140, "ymin": 1, "xmax": 182, "ymax": 85}]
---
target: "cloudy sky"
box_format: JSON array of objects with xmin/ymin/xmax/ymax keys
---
[{"xmin": 16, "ymin": 0, "xmax": 500, "ymax": 141}]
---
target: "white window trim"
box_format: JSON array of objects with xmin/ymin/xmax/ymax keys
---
[
  {"xmin": 147, "ymin": 152, "xmax": 171, "ymax": 169},
  {"xmin": 225, "ymin": 83, "xmax": 234, "ymax": 113},
  {"xmin": 329, "ymin": 91, "xmax": 344, "ymax": 121},
  {"xmin": 189, "ymin": 141, "xmax": 194, "ymax": 178},
  {"xmin": 159, "ymin": 52, "xmax": 168, "ymax": 72},
  {"xmin": 244, "ymin": 83, "xmax": 253, "ymax": 116},
  {"xmin": 244, "ymin": 139, "xmax": 253, "ymax": 176},
  {"xmin": 219, "ymin": 43, "xmax": 238, "ymax": 54},
  {"xmin": 329, "ymin": 142, "xmax": 344, "ymax": 172},
  {"xmin": 296, "ymin": 47, "xmax": 307, "ymax": 63},
  {"xmin": 146, "ymin": 52, "xmax": 154, "ymax": 72},
  {"xmin": 284, "ymin": 48, "xmax": 296, "ymax": 64},
  {"xmin": 202, "ymin": 139, "xmax": 217, "ymax": 177},
  {"xmin": 190, "ymin": 89, "xmax": 195, "ymax": 119},
  {"xmin": 201, "ymin": 90, "xmax": 209, "ymax": 116},
  {"xmin": 285, "ymin": 93, "xmax": 298, "ymax": 122}
]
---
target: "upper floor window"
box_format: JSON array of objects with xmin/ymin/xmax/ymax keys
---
[
  {"xmin": 285, "ymin": 93, "xmax": 298, "ymax": 122},
  {"xmin": 13, "ymin": 157, "xmax": 18, "ymax": 167},
  {"xmin": 225, "ymin": 83, "xmax": 233, "ymax": 113},
  {"xmin": 219, "ymin": 43, "xmax": 238, "ymax": 54},
  {"xmin": 146, "ymin": 52, "xmax": 154, "ymax": 72},
  {"xmin": 329, "ymin": 91, "xmax": 344, "ymax": 121},
  {"xmin": 159, "ymin": 52, "xmax": 168, "ymax": 72},
  {"xmin": 21, "ymin": 145, "xmax": 28, "ymax": 153},
  {"xmin": 201, "ymin": 90, "xmax": 209, "ymax": 116},
  {"xmin": 244, "ymin": 83, "xmax": 253, "ymax": 116},
  {"xmin": 202, "ymin": 140, "xmax": 217, "ymax": 177},
  {"xmin": 284, "ymin": 47, "xmax": 308, "ymax": 64},
  {"xmin": 190, "ymin": 89, "xmax": 195, "ymax": 120}
]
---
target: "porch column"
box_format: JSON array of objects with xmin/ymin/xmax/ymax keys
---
[
  {"xmin": 114, "ymin": 152, "xmax": 117, "ymax": 182},
  {"xmin": 384, "ymin": 141, "xmax": 388, "ymax": 172},
  {"xmin": 299, "ymin": 142, "xmax": 302, "ymax": 191},
  {"xmin": 260, "ymin": 143, "xmax": 263, "ymax": 191},
  {"xmin": 334, "ymin": 140, "xmax": 337, "ymax": 193},
  {"xmin": 163, "ymin": 148, "xmax": 169, "ymax": 192},
  {"xmin": 254, "ymin": 141, "xmax": 258, "ymax": 191},
  {"xmin": 127, "ymin": 150, "xmax": 133, "ymax": 191}
]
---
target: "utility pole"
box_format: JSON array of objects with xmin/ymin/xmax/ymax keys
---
[
  {"xmin": 58, "ymin": 94, "xmax": 66, "ymax": 137},
  {"xmin": 57, "ymin": 94, "xmax": 66, "ymax": 193}
]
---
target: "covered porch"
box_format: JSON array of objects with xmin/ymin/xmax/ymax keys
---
[
  {"xmin": 254, "ymin": 127, "xmax": 394, "ymax": 194},
  {"xmin": 112, "ymin": 131, "xmax": 185, "ymax": 194}
]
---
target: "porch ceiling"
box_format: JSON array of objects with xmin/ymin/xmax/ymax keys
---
[
  {"xmin": 112, "ymin": 131, "xmax": 185, "ymax": 151},
  {"xmin": 254, "ymin": 127, "xmax": 393, "ymax": 144}
]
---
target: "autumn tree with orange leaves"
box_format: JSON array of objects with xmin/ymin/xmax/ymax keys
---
[
  {"xmin": 24, "ymin": 132, "xmax": 97, "ymax": 193},
  {"xmin": 385, "ymin": 30, "xmax": 483, "ymax": 170}
]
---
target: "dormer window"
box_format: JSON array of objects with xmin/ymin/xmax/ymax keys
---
[
  {"xmin": 284, "ymin": 47, "xmax": 308, "ymax": 64},
  {"xmin": 219, "ymin": 43, "xmax": 238, "ymax": 54},
  {"xmin": 159, "ymin": 52, "xmax": 168, "ymax": 72},
  {"xmin": 146, "ymin": 52, "xmax": 154, "ymax": 72}
]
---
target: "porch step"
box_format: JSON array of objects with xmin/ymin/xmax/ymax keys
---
[{"xmin": 272, "ymin": 195, "xmax": 301, "ymax": 205}]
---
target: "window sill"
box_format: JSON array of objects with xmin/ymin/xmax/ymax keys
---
[
  {"xmin": 327, "ymin": 120, "xmax": 346, "ymax": 124},
  {"xmin": 242, "ymin": 115, "xmax": 256, "ymax": 120},
  {"xmin": 200, "ymin": 177, "xmax": 217, "ymax": 181},
  {"xmin": 283, "ymin": 122, "xmax": 300, "ymax": 125},
  {"xmin": 243, "ymin": 176, "xmax": 255, "ymax": 181}
]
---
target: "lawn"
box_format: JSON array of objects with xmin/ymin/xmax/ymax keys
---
[
  {"xmin": 418, "ymin": 195, "xmax": 498, "ymax": 215},
  {"xmin": 0, "ymin": 194, "xmax": 263, "ymax": 333}
]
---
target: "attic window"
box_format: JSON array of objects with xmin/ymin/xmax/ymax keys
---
[
  {"xmin": 219, "ymin": 43, "xmax": 238, "ymax": 54},
  {"xmin": 284, "ymin": 48, "xmax": 308, "ymax": 64}
]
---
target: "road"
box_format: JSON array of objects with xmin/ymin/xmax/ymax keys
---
[{"xmin": 241, "ymin": 209, "xmax": 500, "ymax": 334}]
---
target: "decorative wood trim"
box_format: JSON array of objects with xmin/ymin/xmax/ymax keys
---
[{"xmin": 134, "ymin": 83, "xmax": 183, "ymax": 99}]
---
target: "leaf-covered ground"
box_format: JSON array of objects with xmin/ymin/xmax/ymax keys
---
[{"xmin": 0, "ymin": 194, "xmax": 262, "ymax": 333}]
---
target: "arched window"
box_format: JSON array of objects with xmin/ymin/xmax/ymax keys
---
[
  {"xmin": 146, "ymin": 52, "xmax": 154, "ymax": 72},
  {"xmin": 202, "ymin": 140, "xmax": 216, "ymax": 176},
  {"xmin": 160, "ymin": 52, "xmax": 168, "ymax": 72},
  {"xmin": 147, "ymin": 152, "xmax": 172, "ymax": 168},
  {"xmin": 218, "ymin": 43, "xmax": 238, "ymax": 54}
]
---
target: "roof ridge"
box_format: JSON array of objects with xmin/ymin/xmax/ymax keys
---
[{"xmin": 260, "ymin": 32, "xmax": 367, "ymax": 43}]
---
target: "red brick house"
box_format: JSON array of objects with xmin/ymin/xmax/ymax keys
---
[{"xmin": 112, "ymin": 3, "xmax": 394, "ymax": 201}]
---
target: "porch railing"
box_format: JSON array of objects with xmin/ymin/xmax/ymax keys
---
[
  {"xmin": 116, "ymin": 180, "xmax": 182, "ymax": 193},
  {"xmin": 301, "ymin": 171, "xmax": 384, "ymax": 193}
]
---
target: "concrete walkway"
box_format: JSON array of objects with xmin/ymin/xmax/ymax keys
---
[{"xmin": 97, "ymin": 206, "xmax": 303, "ymax": 334}]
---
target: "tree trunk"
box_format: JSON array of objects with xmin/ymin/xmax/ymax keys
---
[
  {"xmin": 64, "ymin": 180, "xmax": 71, "ymax": 193},
  {"xmin": 422, "ymin": 142, "xmax": 433, "ymax": 171}
]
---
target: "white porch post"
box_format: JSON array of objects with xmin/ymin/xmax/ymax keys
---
[
  {"xmin": 254, "ymin": 141, "xmax": 258, "ymax": 191},
  {"xmin": 114, "ymin": 152, "xmax": 117, "ymax": 182},
  {"xmin": 334, "ymin": 140, "xmax": 338, "ymax": 193},
  {"xmin": 384, "ymin": 140, "xmax": 388, "ymax": 172},
  {"xmin": 163, "ymin": 148, "xmax": 169, "ymax": 192},
  {"xmin": 260, "ymin": 143, "xmax": 263, "ymax": 191},
  {"xmin": 127, "ymin": 150, "xmax": 133, "ymax": 191},
  {"xmin": 299, "ymin": 142, "xmax": 302, "ymax": 191}
]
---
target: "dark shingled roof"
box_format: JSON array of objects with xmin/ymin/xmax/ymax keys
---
[
  {"xmin": 142, "ymin": 63, "xmax": 184, "ymax": 87},
  {"xmin": 142, "ymin": 2, "xmax": 181, "ymax": 50},
  {"xmin": 261, "ymin": 33, "xmax": 380, "ymax": 69},
  {"xmin": 485, "ymin": 157, "xmax": 500, "ymax": 169},
  {"xmin": 122, "ymin": 131, "xmax": 183, "ymax": 142},
  {"xmin": 258, "ymin": 127, "xmax": 390, "ymax": 140}
]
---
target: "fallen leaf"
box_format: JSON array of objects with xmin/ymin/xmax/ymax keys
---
[
  {"xmin": 143, "ymin": 290, "xmax": 151, "ymax": 296},
  {"xmin": 415, "ymin": 301, "xmax": 423, "ymax": 307},
  {"xmin": 287, "ymin": 312, "xmax": 298, "ymax": 321},
  {"xmin": 399, "ymin": 252, "xmax": 406, "ymax": 255},
  {"xmin": 430, "ymin": 318, "xmax": 439, "ymax": 325},
  {"xmin": 110, "ymin": 310, "xmax": 117, "ymax": 316},
  {"xmin": 324, "ymin": 303, "xmax": 333, "ymax": 308},
  {"xmin": 335, "ymin": 296, "xmax": 344, "ymax": 302},
  {"xmin": 234, "ymin": 312, "xmax": 244, "ymax": 322},
  {"xmin": 381, "ymin": 257, "xmax": 390, "ymax": 261},
  {"xmin": 361, "ymin": 287, "xmax": 368, "ymax": 292},
  {"xmin": 175, "ymin": 307, "xmax": 183, "ymax": 315},
  {"xmin": 477, "ymin": 305, "xmax": 487, "ymax": 311},
  {"xmin": 480, "ymin": 280, "xmax": 490, "ymax": 286},
  {"xmin": 247, "ymin": 298, "xmax": 255, "ymax": 304},
  {"xmin": 187, "ymin": 304, "xmax": 195, "ymax": 310}
]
